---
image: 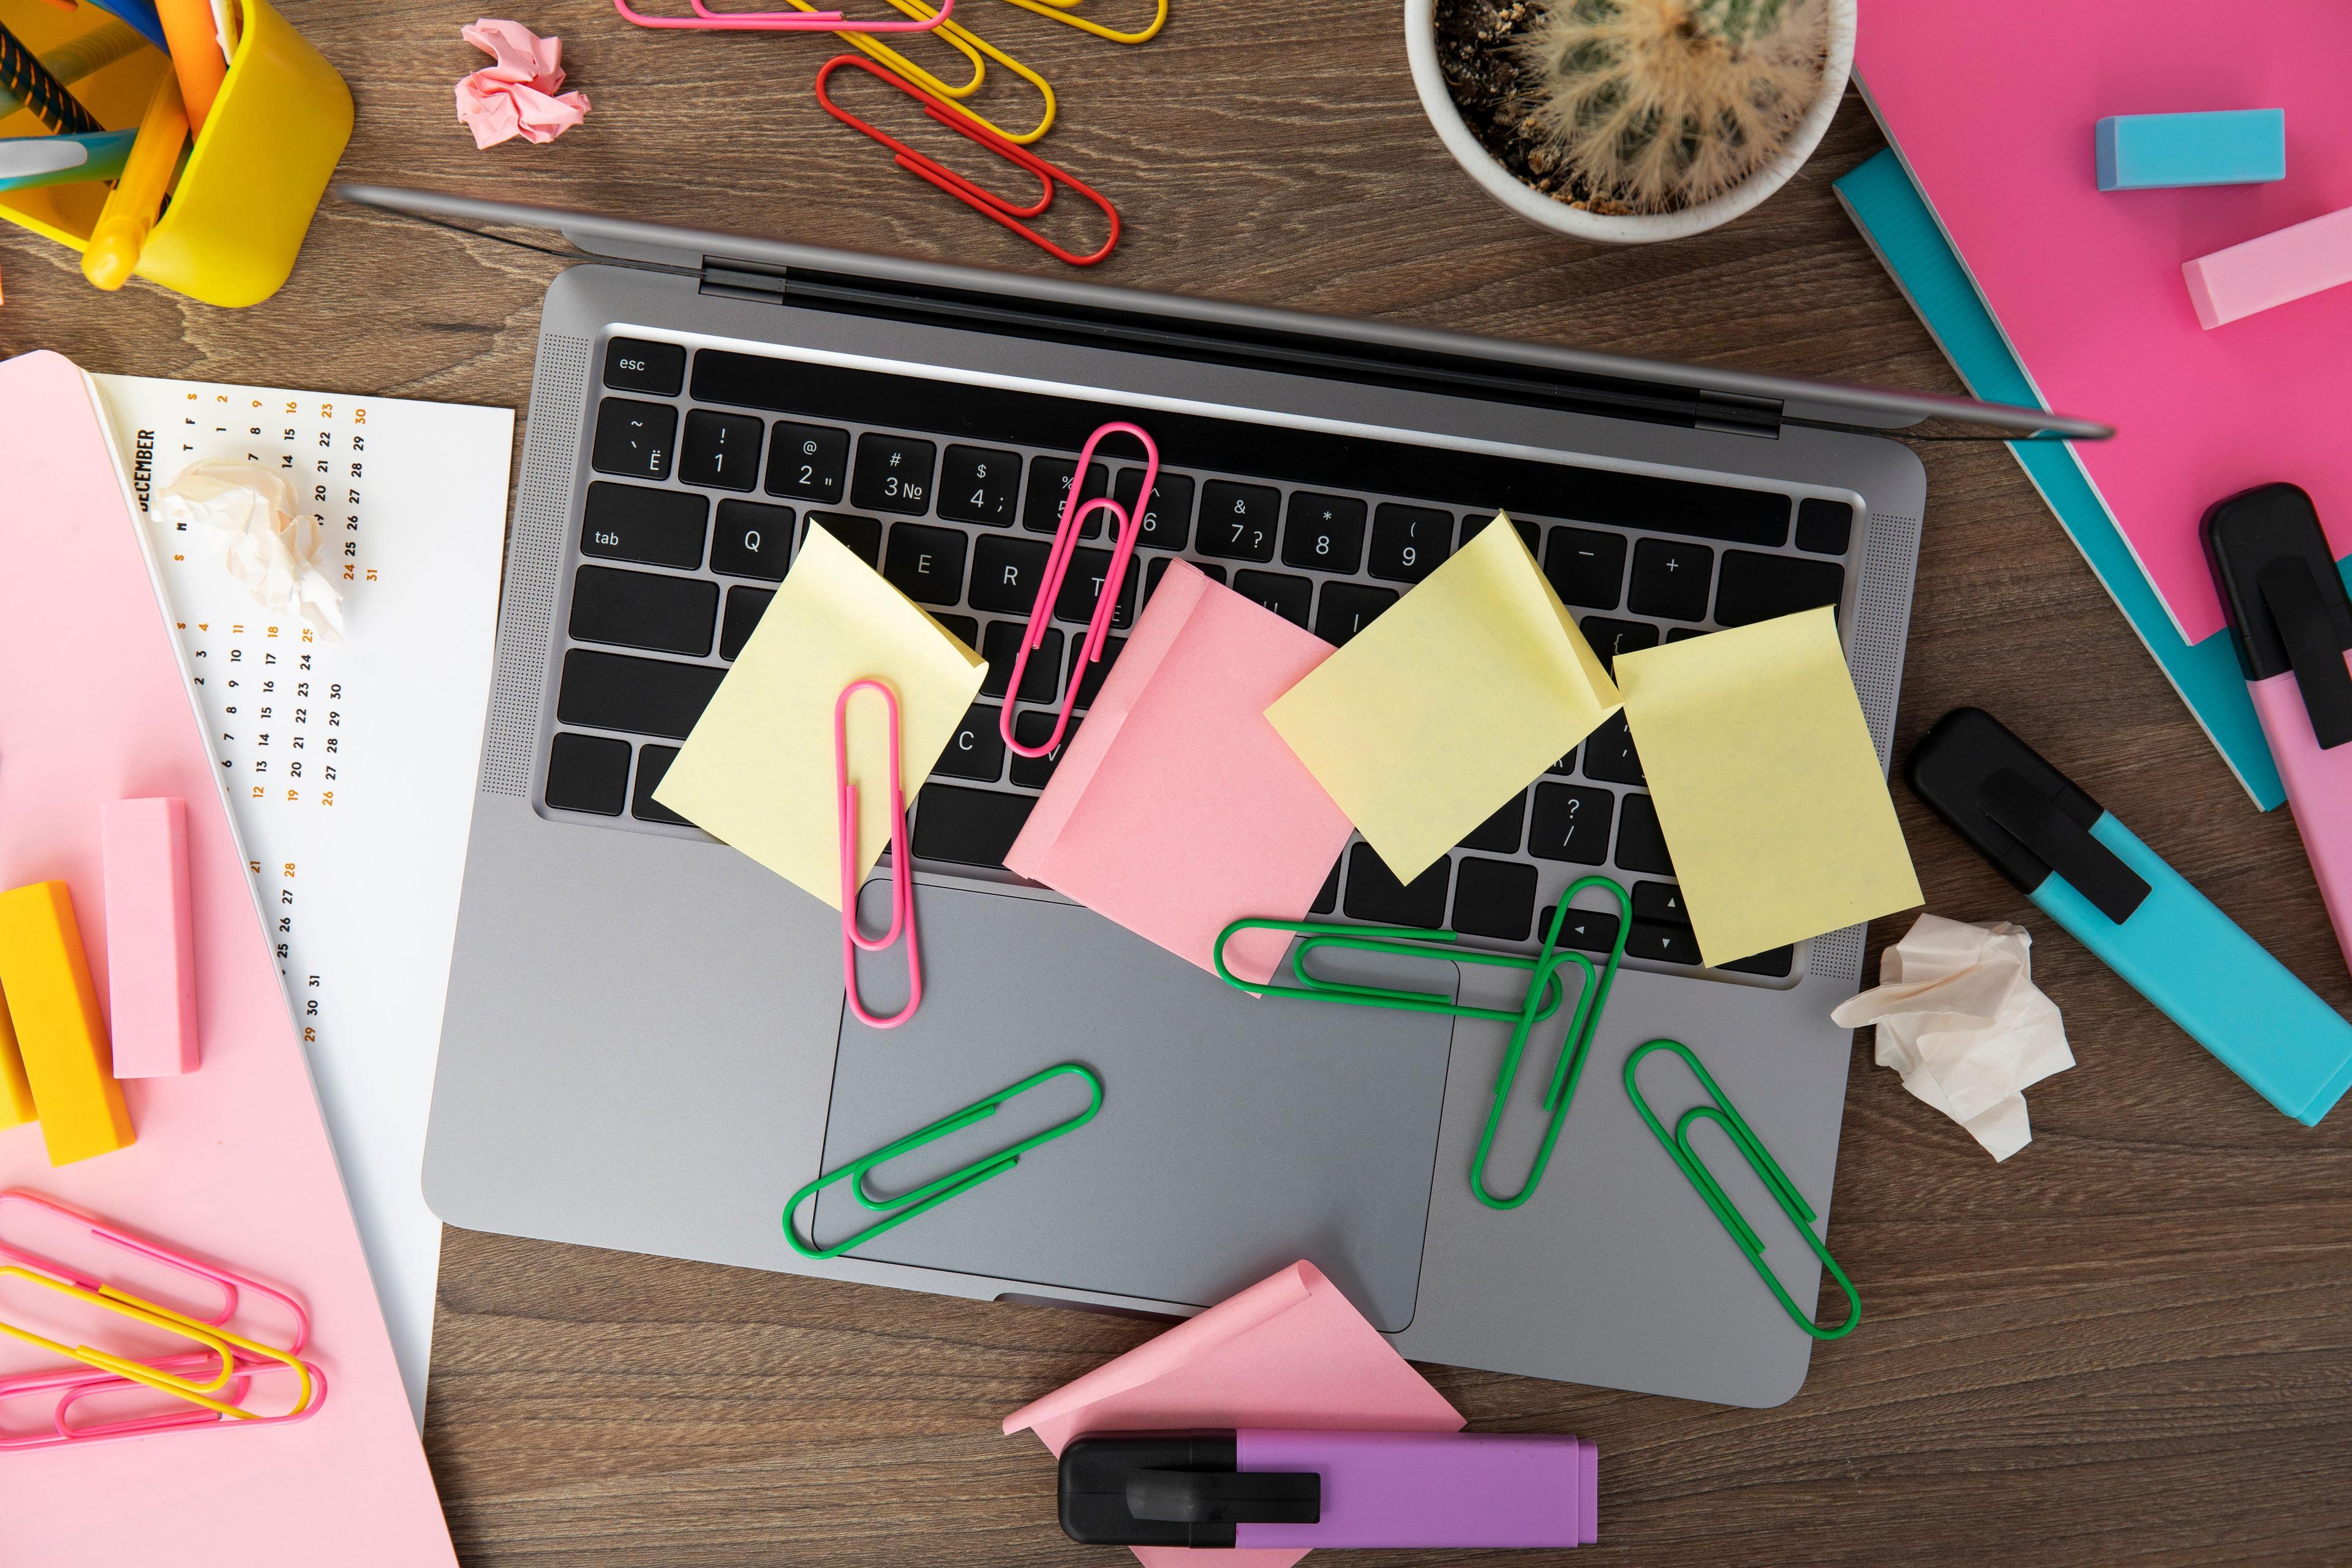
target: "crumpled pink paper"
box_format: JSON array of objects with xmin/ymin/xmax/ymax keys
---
[{"xmin": 454, "ymin": 19, "xmax": 590, "ymax": 148}]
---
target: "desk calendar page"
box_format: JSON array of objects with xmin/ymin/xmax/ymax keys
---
[{"xmin": 94, "ymin": 374, "xmax": 513, "ymax": 1424}]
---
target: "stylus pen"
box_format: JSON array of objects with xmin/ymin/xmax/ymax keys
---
[
  {"xmin": 1058, "ymin": 1430, "xmax": 1599, "ymax": 1550},
  {"xmin": 1907, "ymin": 707, "xmax": 2352, "ymax": 1126},
  {"xmin": 2204, "ymin": 483, "xmax": 2352, "ymax": 978}
]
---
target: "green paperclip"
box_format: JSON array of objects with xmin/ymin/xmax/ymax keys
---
[
  {"xmin": 1469, "ymin": 875, "xmax": 1631, "ymax": 1211},
  {"xmin": 1212, "ymin": 921, "xmax": 1574, "ymax": 1027},
  {"xmin": 782, "ymin": 1063, "xmax": 1103, "ymax": 1261},
  {"xmin": 1623, "ymin": 1039, "xmax": 1861, "ymax": 1341}
]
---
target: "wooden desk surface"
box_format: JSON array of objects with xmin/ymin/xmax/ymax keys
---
[{"xmin": 6, "ymin": 4, "xmax": 2346, "ymax": 1562}]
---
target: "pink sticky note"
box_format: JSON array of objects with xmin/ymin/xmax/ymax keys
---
[
  {"xmin": 2183, "ymin": 203, "xmax": 2352, "ymax": 328},
  {"xmin": 1005, "ymin": 562, "xmax": 1352, "ymax": 985},
  {"xmin": 1003, "ymin": 1261, "xmax": 1464, "ymax": 1568},
  {"xmin": 99, "ymin": 797, "xmax": 198, "ymax": 1077},
  {"xmin": 455, "ymin": 19, "xmax": 590, "ymax": 148}
]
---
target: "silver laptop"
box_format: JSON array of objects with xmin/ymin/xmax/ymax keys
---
[{"xmin": 339, "ymin": 185, "xmax": 2103, "ymax": 1409}]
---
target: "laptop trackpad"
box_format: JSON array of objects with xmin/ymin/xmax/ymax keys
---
[{"xmin": 812, "ymin": 883, "xmax": 1453, "ymax": 1332}]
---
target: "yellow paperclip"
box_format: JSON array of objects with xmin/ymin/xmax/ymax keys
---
[
  {"xmin": 789, "ymin": 0, "xmax": 1057, "ymax": 143},
  {"xmin": 0, "ymin": 1267, "xmax": 318, "ymax": 1421},
  {"xmin": 996, "ymin": 0, "xmax": 1165, "ymax": 45}
]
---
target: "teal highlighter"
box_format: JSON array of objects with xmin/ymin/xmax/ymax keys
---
[
  {"xmin": 0, "ymin": 130, "xmax": 138, "ymax": 194},
  {"xmin": 1908, "ymin": 707, "xmax": 2352, "ymax": 1126}
]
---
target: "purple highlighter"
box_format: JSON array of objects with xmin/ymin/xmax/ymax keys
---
[{"xmin": 1057, "ymin": 1429, "xmax": 1600, "ymax": 1550}]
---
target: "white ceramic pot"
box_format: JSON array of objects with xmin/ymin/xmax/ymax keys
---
[{"xmin": 1404, "ymin": 0, "xmax": 1858, "ymax": 244}]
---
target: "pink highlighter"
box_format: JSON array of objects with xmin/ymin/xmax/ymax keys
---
[{"xmin": 2204, "ymin": 484, "xmax": 2352, "ymax": 974}]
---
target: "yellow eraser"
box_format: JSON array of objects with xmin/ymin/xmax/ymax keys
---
[
  {"xmin": 0, "ymin": 882, "xmax": 135, "ymax": 1165},
  {"xmin": 0, "ymin": 988, "xmax": 35, "ymax": 1131}
]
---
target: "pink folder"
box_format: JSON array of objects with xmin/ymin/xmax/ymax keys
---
[
  {"xmin": 0, "ymin": 352, "xmax": 456, "ymax": 1564},
  {"xmin": 1857, "ymin": 0, "xmax": 2352, "ymax": 644},
  {"xmin": 1003, "ymin": 1261, "xmax": 1464, "ymax": 1568},
  {"xmin": 1005, "ymin": 562, "xmax": 1354, "ymax": 985}
]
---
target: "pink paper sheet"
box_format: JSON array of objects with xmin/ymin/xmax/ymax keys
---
[
  {"xmin": 0, "ymin": 352, "xmax": 456, "ymax": 1566},
  {"xmin": 1005, "ymin": 562, "xmax": 1352, "ymax": 985},
  {"xmin": 1858, "ymin": 1, "xmax": 2352, "ymax": 643},
  {"xmin": 456, "ymin": 18, "xmax": 590, "ymax": 148},
  {"xmin": 1003, "ymin": 1261, "xmax": 1464, "ymax": 1568}
]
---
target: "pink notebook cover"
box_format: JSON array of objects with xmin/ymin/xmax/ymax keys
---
[
  {"xmin": 1857, "ymin": 1, "xmax": 2352, "ymax": 644},
  {"xmin": 0, "ymin": 353, "xmax": 456, "ymax": 1564}
]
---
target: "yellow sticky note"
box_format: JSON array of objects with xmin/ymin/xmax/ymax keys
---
[
  {"xmin": 1615, "ymin": 606, "xmax": 1921, "ymax": 965},
  {"xmin": 654, "ymin": 526, "xmax": 987, "ymax": 909},
  {"xmin": 1266, "ymin": 515, "xmax": 1621, "ymax": 881}
]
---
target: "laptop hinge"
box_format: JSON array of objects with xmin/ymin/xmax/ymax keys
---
[
  {"xmin": 1695, "ymin": 389, "xmax": 1784, "ymax": 438},
  {"xmin": 699, "ymin": 258, "xmax": 790, "ymax": 304}
]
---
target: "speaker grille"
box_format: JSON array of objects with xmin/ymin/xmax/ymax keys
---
[{"xmin": 481, "ymin": 334, "xmax": 590, "ymax": 797}]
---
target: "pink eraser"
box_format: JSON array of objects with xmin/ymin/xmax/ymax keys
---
[
  {"xmin": 99, "ymin": 797, "xmax": 198, "ymax": 1077},
  {"xmin": 2182, "ymin": 203, "xmax": 2352, "ymax": 328}
]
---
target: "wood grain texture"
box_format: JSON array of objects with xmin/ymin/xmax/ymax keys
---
[{"xmin": 6, "ymin": 2, "xmax": 2347, "ymax": 1561}]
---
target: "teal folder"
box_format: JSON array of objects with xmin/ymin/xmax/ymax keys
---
[{"xmin": 1834, "ymin": 148, "xmax": 2352, "ymax": 812}]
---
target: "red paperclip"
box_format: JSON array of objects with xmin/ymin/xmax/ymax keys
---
[
  {"xmin": 614, "ymin": 0, "xmax": 954, "ymax": 33},
  {"xmin": 837, "ymin": 679, "xmax": 922, "ymax": 1029},
  {"xmin": 1000, "ymin": 421, "xmax": 1158, "ymax": 758},
  {"xmin": 814, "ymin": 54, "xmax": 1120, "ymax": 267}
]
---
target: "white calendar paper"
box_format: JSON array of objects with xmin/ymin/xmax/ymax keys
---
[{"xmin": 94, "ymin": 374, "xmax": 513, "ymax": 1425}]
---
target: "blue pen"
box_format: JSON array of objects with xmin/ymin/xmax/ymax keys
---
[
  {"xmin": 1908, "ymin": 707, "xmax": 2352, "ymax": 1126},
  {"xmin": 76, "ymin": 0, "xmax": 171, "ymax": 53},
  {"xmin": 0, "ymin": 130, "xmax": 138, "ymax": 194}
]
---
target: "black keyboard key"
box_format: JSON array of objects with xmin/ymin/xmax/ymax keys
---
[
  {"xmin": 1009, "ymin": 712, "xmax": 1079, "ymax": 789},
  {"xmin": 1023, "ymin": 458, "xmax": 1111, "ymax": 537},
  {"xmin": 1721, "ymin": 945, "xmax": 1795, "ymax": 978},
  {"xmin": 936, "ymin": 614, "xmax": 979, "ymax": 651},
  {"xmin": 1452, "ymin": 857, "xmax": 1536, "ymax": 941},
  {"xmin": 582, "ymin": 483, "xmax": 706, "ymax": 570},
  {"xmin": 556, "ymin": 650, "xmax": 726, "ymax": 740},
  {"xmin": 1196, "ymin": 481, "xmax": 1281, "ymax": 562},
  {"xmin": 938, "ymin": 445, "xmax": 1021, "ymax": 526},
  {"xmin": 1625, "ymin": 918, "xmax": 1700, "ymax": 965},
  {"xmin": 1795, "ymin": 498, "xmax": 1855, "ymax": 556},
  {"xmin": 1342, "ymin": 843, "xmax": 1450, "ymax": 927},
  {"xmin": 1113, "ymin": 469, "xmax": 1193, "ymax": 551},
  {"xmin": 767, "ymin": 423, "xmax": 849, "ymax": 503},
  {"xmin": 1581, "ymin": 712, "xmax": 1644, "ymax": 785},
  {"xmin": 852, "ymin": 434, "xmax": 937, "ymax": 516},
  {"xmin": 806, "ymin": 511, "xmax": 881, "ymax": 568},
  {"xmin": 1313, "ymin": 582, "xmax": 1397, "ymax": 646},
  {"xmin": 1536, "ymin": 904, "xmax": 1621, "ymax": 957},
  {"xmin": 1231, "ymin": 570, "xmax": 1311, "ymax": 628},
  {"xmin": 631, "ymin": 744, "xmax": 691, "ymax": 824},
  {"xmin": 1632, "ymin": 880, "xmax": 1688, "ymax": 925},
  {"xmin": 933, "ymin": 703, "xmax": 1006, "ymax": 782},
  {"xmin": 709, "ymin": 500, "xmax": 793, "ymax": 580},
  {"xmin": 1368, "ymin": 504, "xmax": 1451, "ymax": 583},
  {"xmin": 1529, "ymin": 783, "xmax": 1613, "ymax": 864},
  {"xmin": 1281, "ymin": 492, "xmax": 1366, "ymax": 575},
  {"xmin": 970, "ymin": 534, "xmax": 1053, "ymax": 616},
  {"xmin": 1458, "ymin": 793, "xmax": 1526, "ymax": 854},
  {"xmin": 1462, "ymin": 513, "xmax": 1539, "ymax": 556},
  {"xmin": 719, "ymin": 586, "xmax": 773, "ymax": 660},
  {"xmin": 1548, "ymin": 748, "xmax": 1577, "ymax": 775},
  {"xmin": 1578, "ymin": 616, "xmax": 1660, "ymax": 673},
  {"xmin": 1544, "ymin": 527, "xmax": 1627, "ymax": 610},
  {"xmin": 603, "ymin": 337, "xmax": 684, "ymax": 397},
  {"xmin": 545, "ymin": 732, "xmax": 631, "ymax": 816},
  {"xmin": 1628, "ymin": 538, "xmax": 1714, "ymax": 622},
  {"xmin": 911, "ymin": 784, "xmax": 1034, "ymax": 868},
  {"xmin": 590, "ymin": 398, "xmax": 677, "ymax": 481},
  {"xmin": 1310, "ymin": 856, "xmax": 1340, "ymax": 917},
  {"xmin": 679, "ymin": 410, "xmax": 763, "ymax": 492},
  {"xmin": 568, "ymin": 565, "xmax": 717, "ymax": 658},
  {"xmin": 981, "ymin": 621, "xmax": 1063, "ymax": 702},
  {"xmin": 883, "ymin": 522, "xmax": 967, "ymax": 605},
  {"xmin": 1667, "ymin": 628, "xmax": 1708, "ymax": 643},
  {"xmin": 1073, "ymin": 636, "xmax": 1124, "ymax": 710},
  {"xmin": 1615, "ymin": 792, "xmax": 1675, "ymax": 874},
  {"xmin": 1053, "ymin": 547, "xmax": 1139, "ymax": 631},
  {"xmin": 1715, "ymin": 551, "xmax": 1845, "ymax": 628}
]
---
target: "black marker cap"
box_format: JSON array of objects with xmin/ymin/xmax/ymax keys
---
[
  {"xmin": 2203, "ymin": 482, "xmax": 2352, "ymax": 747},
  {"xmin": 1058, "ymin": 1431, "xmax": 1321, "ymax": 1548}
]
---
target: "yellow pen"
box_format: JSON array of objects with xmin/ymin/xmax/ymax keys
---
[{"xmin": 81, "ymin": 70, "xmax": 187, "ymax": 292}]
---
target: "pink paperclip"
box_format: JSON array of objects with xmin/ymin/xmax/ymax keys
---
[
  {"xmin": 0, "ymin": 1352, "xmax": 235, "ymax": 1451},
  {"xmin": 837, "ymin": 679, "xmax": 922, "ymax": 1028},
  {"xmin": 0, "ymin": 1189, "xmax": 310, "ymax": 1354},
  {"xmin": 612, "ymin": 0, "xmax": 953, "ymax": 33},
  {"xmin": 999, "ymin": 421, "xmax": 1158, "ymax": 758},
  {"xmin": 51, "ymin": 1357, "xmax": 326, "ymax": 1445}
]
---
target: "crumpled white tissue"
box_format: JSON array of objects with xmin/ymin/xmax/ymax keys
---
[
  {"xmin": 155, "ymin": 459, "xmax": 346, "ymax": 643},
  {"xmin": 1830, "ymin": 913, "xmax": 2071, "ymax": 1161}
]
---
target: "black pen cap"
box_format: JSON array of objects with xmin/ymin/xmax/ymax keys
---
[{"xmin": 2202, "ymin": 482, "xmax": 2351, "ymax": 682}]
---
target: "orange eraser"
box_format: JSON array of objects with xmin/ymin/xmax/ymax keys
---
[
  {"xmin": 0, "ymin": 987, "xmax": 35, "ymax": 1131},
  {"xmin": 0, "ymin": 881, "xmax": 135, "ymax": 1165}
]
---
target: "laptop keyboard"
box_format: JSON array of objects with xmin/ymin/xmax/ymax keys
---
[{"xmin": 543, "ymin": 334, "xmax": 1865, "ymax": 981}]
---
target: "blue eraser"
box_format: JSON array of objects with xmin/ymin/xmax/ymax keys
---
[{"xmin": 2096, "ymin": 110, "xmax": 2286, "ymax": 190}]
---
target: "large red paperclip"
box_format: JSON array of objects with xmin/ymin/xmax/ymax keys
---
[
  {"xmin": 614, "ymin": 0, "xmax": 955, "ymax": 33},
  {"xmin": 999, "ymin": 421, "xmax": 1158, "ymax": 759},
  {"xmin": 814, "ymin": 54, "xmax": 1120, "ymax": 267},
  {"xmin": 837, "ymin": 679, "xmax": 922, "ymax": 1029}
]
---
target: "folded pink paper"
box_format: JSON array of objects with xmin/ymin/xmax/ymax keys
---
[
  {"xmin": 455, "ymin": 19, "xmax": 590, "ymax": 148},
  {"xmin": 1003, "ymin": 1261, "xmax": 1464, "ymax": 1568},
  {"xmin": 1005, "ymin": 562, "xmax": 1352, "ymax": 986}
]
